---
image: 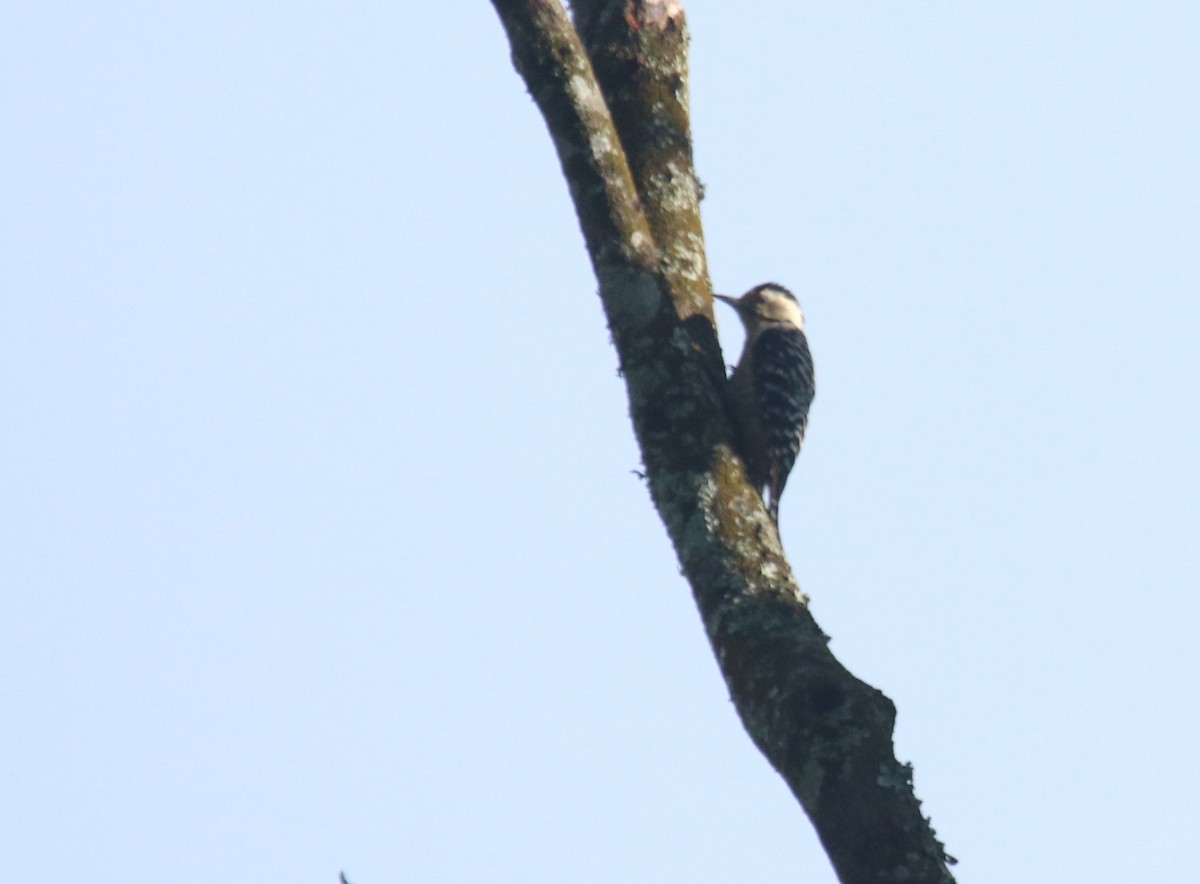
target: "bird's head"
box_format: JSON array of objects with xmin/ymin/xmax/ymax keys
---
[{"xmin": 714, "ymin": 283, "xmax": 805, "ymax": 330}]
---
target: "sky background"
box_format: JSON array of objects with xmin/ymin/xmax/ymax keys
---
[{"xmin": 3, "ymin": 2, "xmax": 1198, "ymax": 882}]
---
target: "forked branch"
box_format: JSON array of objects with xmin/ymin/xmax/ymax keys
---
[{"xmin": 489, "ymin": 2, "xmax": 955, "ymax": 881}]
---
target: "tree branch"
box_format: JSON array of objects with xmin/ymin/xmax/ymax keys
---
[
  {"xmin": 489, "ymin": 2, "xmax": 956, "ymax": 881},
  {"xmin": 572, "ymin": 0, "xmax": 710, "ymax": 321}
]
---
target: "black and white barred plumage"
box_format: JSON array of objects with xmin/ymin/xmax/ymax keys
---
[{"xmin": 715, "ymin": 283, "xmax": 815, "ymax": 525}]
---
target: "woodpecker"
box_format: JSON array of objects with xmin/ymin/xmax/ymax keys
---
[{"xmin": 715, "ymin": 283, "xmax": 815, "ymax": 525}]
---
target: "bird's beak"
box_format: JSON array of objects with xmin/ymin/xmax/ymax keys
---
[{"xmin": 713, "ymin": 294, "xmax": 737, "ymax": 307}]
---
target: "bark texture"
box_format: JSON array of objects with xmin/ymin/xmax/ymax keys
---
[{"xmin": 489, "ymin": 2, "xmax": 956, "ymax": 881}]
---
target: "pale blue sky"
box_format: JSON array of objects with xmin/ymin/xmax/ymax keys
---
[{"xmin": 3, "ymin": 3, "xmax": 1198, "ymax": 882}]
